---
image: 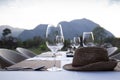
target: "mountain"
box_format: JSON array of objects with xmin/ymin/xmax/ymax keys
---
[
  {"xmin": 59, "ymin": 18, "xmax": 114, "ymax": 39},
  {"xmin": 59, "ymin": 18, "xmax": 99, "ymax": 39},
  {"xmin": 0, "ymin": 25, "xmax": 24, "ymax": 38},
  {"xmin": 18, "ymin": 18, "xmax": 114, "ymax": 40},
  {"xmin": 18, "ymin": 24, "xmax": 47, "ymax": 40}
]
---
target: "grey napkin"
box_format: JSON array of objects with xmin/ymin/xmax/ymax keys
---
[{"xmin": 5, "ymin": 66, "xmax": 45, "ymax": 71}]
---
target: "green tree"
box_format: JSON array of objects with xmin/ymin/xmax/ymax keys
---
[
  {"xmin": 33, "ymin": 36, "xmax": 42, "ymax": 47},
  {"xmin": 1, "ymin": 28, "xmax": 12, "ymax": 48},
  {"xmin": 2, "ymin": 28, "xmax": 11, "ymax": 37},
  {"xmin": 63, "ymin": 39, "xmax": 70, "ymax": 50},
  {"xmin": 92, "ymin": 26, "xmax": 107, "ymax": 45},
  {"xmin": 1, "ymin": 28, "xmax": 19, "ymax": 49}
]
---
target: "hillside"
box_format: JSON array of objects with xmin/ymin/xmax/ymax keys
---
[
  {"xmin": 18, "ymin": 24, "xmax": 47, "ymax": 40},
  {"xmin": 0, "ymin": 25, "xmax": 24, "ymax": 38},
  {"xmin": 18, "ymin": 18, "xmax": 114, "ymax": 40}
]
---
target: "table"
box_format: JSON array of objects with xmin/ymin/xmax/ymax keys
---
[
  {"xmin": 0, "ymin": 51, "xmax": 120, "ymax": 80},
  {"xmin": 8, "ymin": 51, "xmax": 72, "ymax": 70}
]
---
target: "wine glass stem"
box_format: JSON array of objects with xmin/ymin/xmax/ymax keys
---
[{"xmin": 53, "ymin": 53, "xmax": 56, "ymax": 68}]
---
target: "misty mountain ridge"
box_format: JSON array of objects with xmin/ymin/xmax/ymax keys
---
[
  {"xmin": 18, "ymin": 24, "xmax": 48, "ymax": 40},
  {"xmin": 59, "ymin": 18, "xmax": 100, "ymax": 39},
  {"xmin": 0, "ymin": 18, "xmax": 114, "ymax": 40},
  {"xmin": 18, "ymin": 18, "xmax": 114, "ymax": 40}
]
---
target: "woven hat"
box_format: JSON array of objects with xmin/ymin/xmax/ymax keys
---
[{"xmin": 63, "ymin": 47, "xmax": 117, "ymax": 71}]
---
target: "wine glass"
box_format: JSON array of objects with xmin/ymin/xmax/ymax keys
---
[
  {"xmin": 70, "ymin": 39, "xmax": 75, "ymax": 49},
  {"xmin": 83, "ymin": 32, "xmax": 95, "ymax": 47},
  {"xmin": 69, "ymin": 39, "xmax": 75, "ymax": 54},
  {"xmin": 73, "ymin": 37, "xmax": 80, "ymax": 49},
  {"xmin": 69, "ymin": 37, "xmax": 80, "ymax": 54},
  {"xmin": 46, "ymin": 24, "xmax": 64, "ymax": 71}
]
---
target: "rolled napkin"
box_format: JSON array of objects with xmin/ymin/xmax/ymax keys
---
[
  {"xmin": 63, "ymin": 47, "xmax": 117, "ymax": 71},
  {"xmin": 5, "ymin": 66, "xmax": 45, "ymax": 71}
]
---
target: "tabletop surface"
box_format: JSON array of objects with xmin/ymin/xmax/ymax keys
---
[{"xmin": 1, "ymin": 51, "xmax": 120, "ymax": 80}]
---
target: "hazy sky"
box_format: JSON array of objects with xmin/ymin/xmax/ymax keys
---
[{"xmin": 0, "ymin": 0, "xmax": 120, "ymax": 37}]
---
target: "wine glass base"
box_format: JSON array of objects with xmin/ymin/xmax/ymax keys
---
[{"xmin": 47, "ymin": 67, "xmax": 62, "ymax": 71}]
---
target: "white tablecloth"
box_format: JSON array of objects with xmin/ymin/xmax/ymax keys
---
[
  {"xmin": 1, "ymin": 71, "xmax": 120, "ymax": 80},
  {"xmin": 0, "ymin": 51, "xmax": 120, "ymax": 80}
]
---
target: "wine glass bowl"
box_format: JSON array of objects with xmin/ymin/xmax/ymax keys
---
[
  {"xmin": 73, "ymin": 37, "xmax": 80, "ymax": 49},
  {"xmin": 68, "ymin": 37, "xmax": 80, "ymax": 54},
  {"xmin": 46, "ymin": 25, "xmax": 59, "ymax": 54},
  {"xmin": 83, "ymin": 32, "xmax": 95, "ymax": 47},
  {"xmin": 70, "ymin": 39, "xmax": 75, "ymax": 50}
]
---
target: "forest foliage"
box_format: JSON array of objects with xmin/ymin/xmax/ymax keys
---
[{"xmin": 0, "ymin": 27, "xmax": 119, "ymax": 54}]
